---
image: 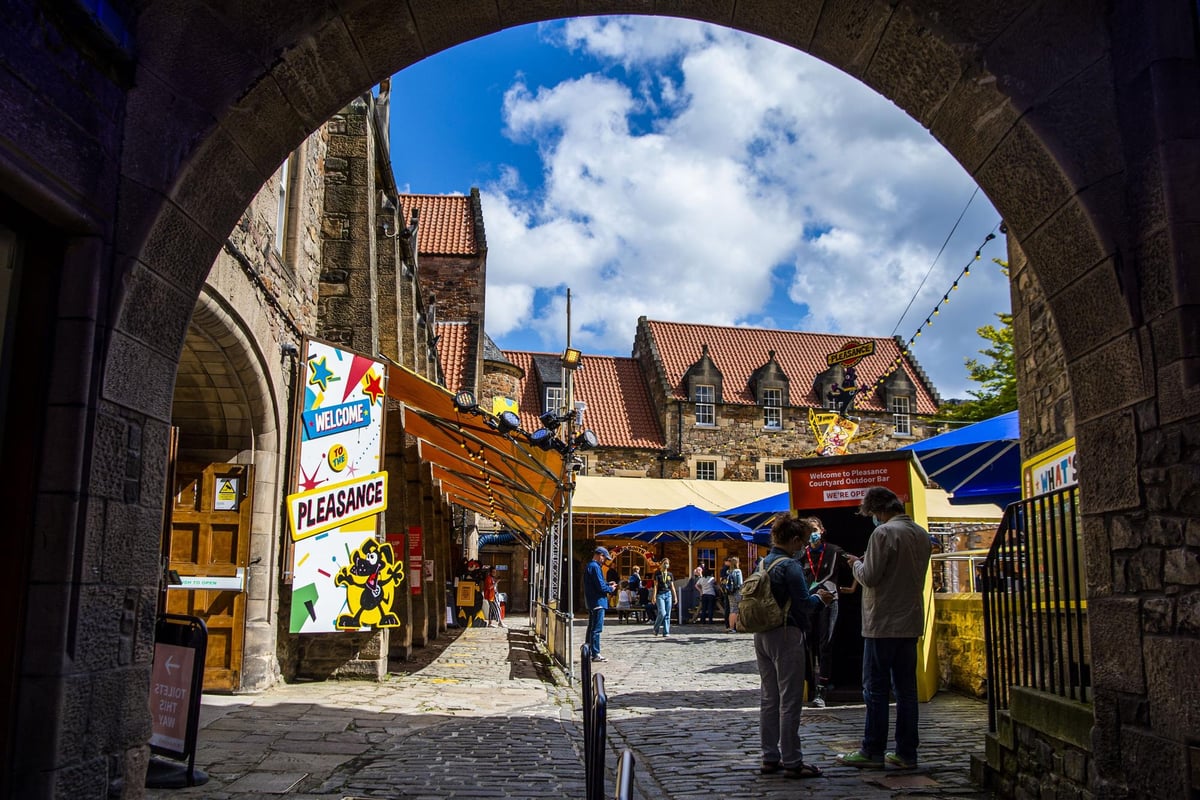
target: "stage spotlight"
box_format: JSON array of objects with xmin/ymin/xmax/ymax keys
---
[
  {"xmin": 496, "ymin": 410, "xmax": 520, "ymax": 435},
  {"xmin": 527, "ymin": 429, "xmax": 555, "ymax": 451},
  {"xmin": 453, "ymin": 390, "xmax": 478, "ymax": 414},
  {"xmin": 573, "ymin": 429, "xmax": 599, "ymax": 451}
]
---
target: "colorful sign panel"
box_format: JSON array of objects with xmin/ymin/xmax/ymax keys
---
[
  {"xmin": 788, "ymin": 457, "xmax": 912, "ymax": 508},
  {"xmin": 808, "ymin": 410, "xmax": 860, "ymax": 456},
  {"xmin": 287, "ymin": 339, "xmax": 393, "ymax": 633},
  {"xmin": 1022, "ymin": 438, "xmax": 1077, "ymax": 499}
]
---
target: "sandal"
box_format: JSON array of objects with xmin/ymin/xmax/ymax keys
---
[{"xmin": 783, "ymin": 763, "xmax": 823, "ymax": 779}]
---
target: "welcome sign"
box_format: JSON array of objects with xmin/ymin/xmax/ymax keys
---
[{"xmin": 287, "ymin": 339, "xmax": 391, "ymax": 633}]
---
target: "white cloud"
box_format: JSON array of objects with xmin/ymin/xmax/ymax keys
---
[{"xmin": 484, "ymin": 17, "xmax": 1005, "ymax": 398}]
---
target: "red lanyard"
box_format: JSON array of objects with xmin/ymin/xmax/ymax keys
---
[{"xmin": 806, "ymin": 547, "xmax": 824, "ymax": 580}]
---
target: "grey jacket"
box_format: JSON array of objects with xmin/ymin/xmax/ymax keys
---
[{"xmin": 852, "ymin": 514, "xmax": 932, "ymax": 638}]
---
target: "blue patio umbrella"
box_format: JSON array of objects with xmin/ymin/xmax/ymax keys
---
[
  {"xmin": 718, "ymin": 491, "xmax": 789, "ymax": 530},
  {"xmin": 899, "ymin": 410, "xmax": 1020, "ymax": 507},
  {"xmin": 597, "ymin": 504, "xmax": 752, "ymax": 576}
]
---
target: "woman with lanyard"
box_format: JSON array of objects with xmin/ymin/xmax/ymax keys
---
[{"xmin": 799, "ymin": 517, "xmax": 857, "ymax": 707}]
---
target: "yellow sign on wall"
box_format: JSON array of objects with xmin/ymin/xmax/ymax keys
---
[
  {"xmin": 456, "ymin": 580, "xmax": 478, "ymax": 606},
  {"xmin": 1021, "ymin": 438, "xmax": 1077, "ymax": 499}
]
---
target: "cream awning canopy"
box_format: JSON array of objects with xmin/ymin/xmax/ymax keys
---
[
  {"xmin": 572, "ymin": 476, "xmax": 784, "ymax": 517},
  {"xmin": 573, "ymin": 475, "xmax": 1004, "ymax": 524},
  {"xmin": 385, "ymin": 364, "xmax": 566, "ymax": 546}
]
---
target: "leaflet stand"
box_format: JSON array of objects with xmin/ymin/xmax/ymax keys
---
[{"xmin": 145, "ymin": 614, "xmax": 209, "ymax": 789}]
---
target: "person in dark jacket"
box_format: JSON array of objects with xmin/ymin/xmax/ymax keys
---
[
  {"xmin": 584, "ymin": 547, "xmax": 617, "ymax": 662},
  {"xmin": 755, "ymin": 516, "xmax": 833, "ymax": 780}
]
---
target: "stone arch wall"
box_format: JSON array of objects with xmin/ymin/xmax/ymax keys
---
[
  {"xmin": 2, "ymin": 1, "xmax": 1197, "ymax": 797},
  {"xmin": 175, "ymin": 290, "xmax": 291, "ymax": 690}
]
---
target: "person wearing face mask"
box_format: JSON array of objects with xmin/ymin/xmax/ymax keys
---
[
  {"xmin": 754, "ymin": 515, "xmax": 833, "ymax": 779},
  {"xmin": 837, "ymin": 487, "xmax": 932, "ymax": 771},
  {"xmin": 798, "ymin": 517, "xmax": 857, "ymax": 707}
]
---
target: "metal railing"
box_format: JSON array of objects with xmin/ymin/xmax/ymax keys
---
[
  {"xmin": 614, "ymin": 749, "xmax": 636, "ymax": 800},
  {"xmin": 931, "ymin": 548, "xmax": 990, "ymax": 592},
  {"xmin": 581, "ymin": 644, "xmax": 636, "ymax": 800},
  {"xmin": 581, "ymin": 645, "xmax": 606, "ymax": 800},
  {"xmin": 982, "ymin": 485, "xmax": 1089, "ymax": 730}
]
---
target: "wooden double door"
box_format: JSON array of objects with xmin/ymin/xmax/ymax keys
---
[{"xmin": 164, "ymin": 462, "xmax": 254, "ymax": 691}]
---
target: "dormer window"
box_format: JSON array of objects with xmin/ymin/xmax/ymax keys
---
[
  {"xmin": 684, "ymin": 344, "xmax": 723, "ymax": 427},
  {"xmin": 882, "ymin": 370, "xmax": 917, "ymax": 437},
  {"xmin": 749, "ymin": 350, "xmax": 789, "ymax": 428},
  {"xmin": 695, "ymin": 385, "xmax": 715, "ymax": 426},
  {"xmin": 545, "ymin": 385, "xmax": 565, "ymax": 415},
  {"xmin": 762, "ymin": 387, "xmax": 782, "ymax": 429}
]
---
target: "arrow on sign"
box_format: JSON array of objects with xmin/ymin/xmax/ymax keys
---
[{"xmin": 164, "ymin": 655, "xmax": 179, "ymax": 675}]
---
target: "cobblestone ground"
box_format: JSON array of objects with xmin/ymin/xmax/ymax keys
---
[{"xmin": 146, "ymin": 615, "xmax": 993, "ymax": 799}]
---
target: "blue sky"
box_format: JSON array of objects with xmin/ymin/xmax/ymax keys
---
[{"xmin": 389, "ymin": 17, "xmax": 1007, "ymax": 400}]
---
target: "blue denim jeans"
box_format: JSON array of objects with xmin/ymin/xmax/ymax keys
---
[
  {"xmin": 861, "ymin": 636, "xmax": 919, "ymax": 762},
  {"xmin": 654, "ymin": 593, "xmax": 673, "ymax": 635},
  {"xmin": 585, "ymin": 607, "xmax": 606, "ymax": 657},
  {"xmin": 700, "ymin": 594, "xmax": 717, "ymax": 623}
]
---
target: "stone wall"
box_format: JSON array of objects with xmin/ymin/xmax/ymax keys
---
[
  {"xmin": 1009, "ymin": 235, "xmax": 1073, "ymax": 457},
  {"xmin": 981, "ymin": 688, "xmax": 1093, "ymax": 800},
  {"xmin": 318, "ymin": 97, "xmax": 379, "ymax": 356},
  {"xmin": 933, "ymin": 594, "xmax": 987, "ymax": 697}
]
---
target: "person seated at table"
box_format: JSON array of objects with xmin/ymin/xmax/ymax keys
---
[
  {"xmin": 615, "ymin": 588, "xmax": 635, "ymax": 621},
  {"xmin": 638, "ymin": 583, "xmax": 656, "ymax": 622}
]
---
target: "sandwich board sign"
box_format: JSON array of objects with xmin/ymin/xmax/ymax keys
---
[{"xmin": 147, "ymin": 614, "xmax": 208, "ymax": 787}]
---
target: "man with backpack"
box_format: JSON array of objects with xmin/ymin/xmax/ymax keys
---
[{"xmin": 742, "ymin": 515, "xmax": 834, "ymax": 780}]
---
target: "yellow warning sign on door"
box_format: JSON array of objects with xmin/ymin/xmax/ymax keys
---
[{"xmin": 215, "ymin": 478, "xmax": 239, "ymax": 511}]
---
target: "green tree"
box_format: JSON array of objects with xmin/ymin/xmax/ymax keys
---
[{"xmin": 937, "ymin": 261, "xmax": 1017, "ymax": 422}]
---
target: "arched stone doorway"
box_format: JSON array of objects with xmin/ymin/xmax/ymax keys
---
[
  {"xmin": 1, "ymin": 2, "xmax": 1195, "ymax": 797},
  {"xmin": 167, "ymin": 292, "xmax": 286, "ymax": 692}
]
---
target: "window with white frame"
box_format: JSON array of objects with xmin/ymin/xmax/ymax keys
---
[
  {"xmin": 545, "ymin": 385, "xmax": 565, "ymax": 414},
  {"xmin": 695, "ymin": 460, "xmax": 717, "ymax": 480},
  {"xmin": 764, "ymin": 463, "xmax": 785, "ymax": 483},
  {"xmin": 275, "ymin": 154, "xmax": 295, "ymax": 257},
  {"xmin": 697, "ymin": 548, "xmax": 716, "ymax": 573},
  {"xmin": 762, "ymin": 387, "xmax": 782, "ymax": 429},
  {"xmin": 891, "ymin": 395, "xmax": 912, "ymax": 436},
  {"xmin": 695, "ymin": 384, "xmax": 715, "ymax": 426}
]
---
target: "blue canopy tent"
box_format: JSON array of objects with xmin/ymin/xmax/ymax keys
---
[
  {"xmin": 741, "ymin": 527, "xmax": 773, "ymax": 547},
  {"xmin": 899, "ymin": 410, "xmax": 1021, "ymax": 507},
  {"xmin": 597, "ymin": 504, "xmax": 752, "ymax": 577},
  {"xmin": 718, "ymin": 491, "xmax": 789, "ymax": 530}
]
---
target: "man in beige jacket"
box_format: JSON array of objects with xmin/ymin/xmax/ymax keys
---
[{"xmin": 837, "ymin": 486, "xmax": 932, "ymax": 770}]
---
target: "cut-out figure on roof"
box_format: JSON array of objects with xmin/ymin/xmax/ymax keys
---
[{"xmin": 828, "ymin": 366, "xmax": 861, "ymax": 417}]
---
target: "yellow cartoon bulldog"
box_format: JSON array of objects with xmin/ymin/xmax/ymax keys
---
[{"xmin": 334, "ymin": 538, "xmax": 404, "ymax": 629}]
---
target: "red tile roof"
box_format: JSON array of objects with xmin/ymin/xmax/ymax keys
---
[
  {"xmin": 644, "ymin": 319, "xmax": 940, "ymax": 414},
  {"xmin": 400, "ymin": 194, "xmax": 477, "ymax": 255},
  {"xmin": 435, "ymin": 321, "xmax": 471, "ymax": 392},
  {"xmin": 503, "ymin": 351, "xmax": 665, "ymax": 449}
]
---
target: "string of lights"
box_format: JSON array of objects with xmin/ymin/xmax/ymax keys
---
[{"xmin": 867, "ymin": 225, "xmax": 1004, "ymax": 392}]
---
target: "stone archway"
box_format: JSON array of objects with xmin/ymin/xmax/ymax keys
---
[
  {"xmin": 2, "ymin": 2, "xmax": 1196, "ymax": 797},
  {"xmin": 171, "ymin": 291, "xmax": 287, "ymax": 690}
]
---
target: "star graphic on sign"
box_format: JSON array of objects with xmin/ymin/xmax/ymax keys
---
[
  {"xmin": 361, "ymin": 370, "xmax": 385, "ymax": 405},
  {"xmin": 346, "ymin": 462, "xmax": 358, "ymax": 478},
  {"xmin": 308, "ymin": 356, "xmax": 338, "ymax": 391},
  {"xmin": 299, "ymin": 463, "xmax": 327, "ymax": 492}
]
